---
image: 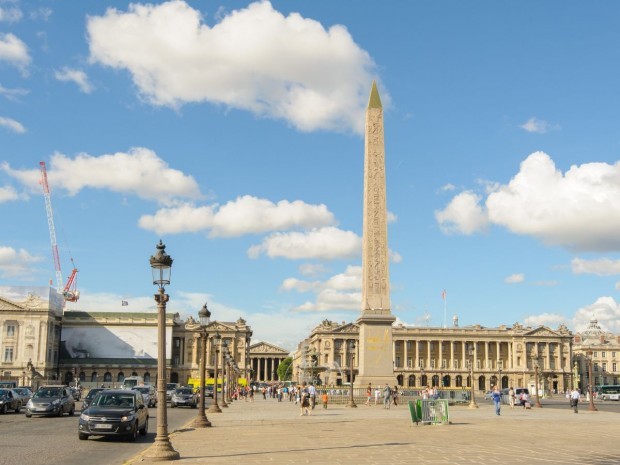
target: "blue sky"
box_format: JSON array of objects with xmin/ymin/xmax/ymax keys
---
[{"xmin": 2, "ymin": 0, "xmax": 620, "ymax": 350}]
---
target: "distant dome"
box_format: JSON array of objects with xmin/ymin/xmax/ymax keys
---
[{"xmin": 581, "ymin": 315, "xmax": 605, "ymax": 340}]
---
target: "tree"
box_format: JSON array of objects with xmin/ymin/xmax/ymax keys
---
[{"xmin": 277, "ymin": 357, "xmax": 293, "ymax": 381}]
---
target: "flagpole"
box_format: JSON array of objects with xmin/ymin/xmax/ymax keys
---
[{"xmin": 442, "ymin": 290, "xmax": 447, "ymax": 328}]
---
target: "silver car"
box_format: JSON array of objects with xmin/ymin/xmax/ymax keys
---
[{"xmin": 133, "ymin": 385, "xmax": 157, "ymax": 408}]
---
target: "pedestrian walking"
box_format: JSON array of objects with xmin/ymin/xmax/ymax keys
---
[
  {"xmin": 322, "ymin": 392, "xmax": 328, "ymax": 409},
  {"xmin": 300, "ymin": 383, "xmax": 311, "ymax": 416},
  {"xmin": 308, "ymin": 383, "xmax": 317, "ymax": 409},
  {"xmin": 571, "ymin": 387, "xmax": 580, "ymax": 413},
  {"xmin": 365, "ymin": 383, "xmax": 372, "ymax": 405},
  {"xmin": 392, "ymin": 385, "xmax": 399, "ymax": 406},
  {"xmin": 383, "ymin": 384, "xmax": 392, "ymax": 409},
  {"xmin": 508, "ymin": 387, "xmax": 515, "ymax": 409},
  {"xmin": 374, "ymin": 387, "xmax": 381, "ymax": 405},
  {"xmin": 491, "ymin": 385, "xmax": 501, "ymax": 416}
]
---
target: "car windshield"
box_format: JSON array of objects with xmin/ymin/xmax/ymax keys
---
[
  {"xmin": 166, "ymin": 384, "xmax": 177, "ymax": 390},
  {"xmin": 0, "ymin": 389, "xmax": 10, "ymax": 397},
  {"xmin": 93, "ymin": 393, "xmax": 135, "ymax": 407},
  {"xmin": 85, "ymin": 389, "xmax": 103, "ymax": 400},
  {"xmin": 34, "ymin": 388, "xmax": 61, "ymax": 398},
  {"xmin": 175, "ymin": 389, "xmax": 192, "ymax": 395}
]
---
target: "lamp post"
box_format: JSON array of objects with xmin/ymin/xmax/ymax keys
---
[
  {"xmin": 208, "ymin": 332, "xmax": 222, "ymax": 413},
  {"xmin": 346, "ymin": 339, "xmax": 357, "ymax": 408},
  {"xmin": 534, "ymin": 361, "xmax": 543, "ymax": 408},
  {"xmin": 468, "ymin": 344, "xmax": 478, "ymax": 409},
  {"xmin": 191, "ymin": 304, "xmax": 212, "ymax": 428},
  {"xmin": 498, "ymin": 368, "xmax": 503, "ymax": 390},
  {"xmin": 225, "ymin": 354, "xmax": 233, "ymax": 402},
  {"xmin": 144, "ymin": 240, "xmax": 180, "ymax": 461},
  {"xmin": 220, "ymin": 342, "xmax": 228, "ymax": 407},
  {"xmin": 587, "ymin": 351, "xmax": 598, "ymax": 412}
]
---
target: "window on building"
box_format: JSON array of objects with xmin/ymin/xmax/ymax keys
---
[
  {"xmin": 91, "ymin": 372, "xmax": 98, "ymax": 382},
  {"xmin": 594, "ymin": 352, "xmax": 598, "ymax": 358},
  {"xmin": 144, "ymin": 373, "xmax": 151, "ymax": 383},
  {"xmin": 117, "ymin": 372, "xmax": 125, "ymax": 382},
  {"xmin": 174, "ymin": 338, "xmax": 180, "ymax": 348},
  {"xmin": 418, "ymin": 358, "xmax": 424, "ymax": 368},
  {"xmin": 430, "ymin": 359, "xmax": 436, "ymax": 369},
  {"xmin": 3, "ymin": 347, "xmax": 14, "ymax": 362},
  {"xmin": 104, "ymin": 372, "xmax": 112, "ymax": 382},
  {"xmin": 602, "ymin": 352, "xmax": 606, "ymax": 358},
  {"xmin": 613, "ymin": 363, "xmax": 617, "ymax": 372},
  {"xmin": 6, "ymin": 325, "xmax": 15, "ymax": 337},
  {"xmin": 453, "ymin": 360, "xmax": 459, "ymax": 369},
  {"xmin": 441, "ymin": 359, "xmax": 447, "ymax": 369},
  {"xmin": 395, "ymin": 356, "xmax": 401, "ymax": 367},
  {"xmin": 407, "ymin": 341, "xmax": 413, "ymax": 350},
  {"xmin": 407, "ymin": 358, "xmax": 413, "ymax": 368},
  {"xmin": 594, "ymin": 363, "xmax": 599, "ymax": 372},
  {"xmin": 173, "ymin": 356, "xmax": 180, "ymax": 365},
  {"xmin": 602, "ymin": 363, "xmax": 607, "ymax": 372}
]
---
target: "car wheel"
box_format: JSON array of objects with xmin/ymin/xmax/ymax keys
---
[
  {"xmin": 170, "ymin": 403, "xmax": 175, "ymax": 408},
  {"xmin": 15, "ymin": 402, "xmax": 21, "ymax": 413},
  {"xmin": 25, "ymin": 413, "xmax": 32, "ymax": 418},
  {"xmin": 57, "ymin": 407, "xmax": 63, "ymax": 417},
  {"xmin": 78, "ymin": 433, "xmax": 88, "ymax": 440},
  {"xmin": 127, "ymin": 424, "xmax": 138, "ymax": 442},
  {"xmin": 1, "ymin": 404, "xmax": 7, "ymax": 414},
  {"xmin": 69, "ymin": 405, "xmax": 75, "ymax": 416},
  {"xmin": 139, "ymin": 417, "xmax": 148, "ymax": 436}
]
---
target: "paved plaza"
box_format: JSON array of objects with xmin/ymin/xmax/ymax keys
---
[{"xmin": 130, "ymin": 398, "xmax": 620, "ymax": 465}]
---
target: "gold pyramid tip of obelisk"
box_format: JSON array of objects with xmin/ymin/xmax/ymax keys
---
[{"xmin": 368, "ymin": 80, "xmax": 382, "ymax": 109}]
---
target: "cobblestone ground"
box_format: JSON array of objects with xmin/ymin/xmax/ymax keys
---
[{"xmin": 130, "ymin": 400, "xmax": 620, "ymax": 465}]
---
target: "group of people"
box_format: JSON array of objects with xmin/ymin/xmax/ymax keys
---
[{"xmin": 364, "ymin": 383, "xmax": 399, "ymax": 408}]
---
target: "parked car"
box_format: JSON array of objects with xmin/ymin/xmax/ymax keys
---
[
  {"xmin": 78, "ymin": 389, "xmax": 149, "ymax": 441},
  {"xmin": 170, "ymin": 387, "xmax": 197, "ymax": 408},
  {"xmin": 82, "ymin": 388, "xmax": 107, "ymax": 411},
  {"xmin": 25, "ymin": 385, "xmax": 75, "ymax": 417},
  {"xmin": 0, "ymin": 388, "xmax": 22, "ymax": 414},
  {"xmin": 166, "ymin": 383, "xmax": 179, "ymax": 401},
  {"xmin": 205, "ymin": 385, "xmax": 214, "ymax": 398},
  {"xmin": 133, "ymin": 385, "xmax": 157, "ymax": 408},
  {"xmin": 13, "ymin": 387, "xmax": 32, "ymax": 406}
]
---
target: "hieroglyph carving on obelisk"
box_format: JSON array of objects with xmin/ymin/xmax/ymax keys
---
[{"xmin": 361, "ymin": 81, "xmax": 391, "ymax": 316}]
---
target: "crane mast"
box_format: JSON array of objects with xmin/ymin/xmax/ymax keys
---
[
  {"xmin": 39, "ymin": 161, "xmax": 79, "ymax": 303},
  {"xmin": 39, "ymin": 161, "xmax": 63, "ymax": 292}
]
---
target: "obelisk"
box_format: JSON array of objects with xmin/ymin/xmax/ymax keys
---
[{"xmin": 355, "ymin": 81, "xmax": 396, "ymax": 387}]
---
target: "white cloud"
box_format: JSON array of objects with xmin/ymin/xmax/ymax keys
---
[
  {"xmin": 54, "ymin": 67, "xmax": 94, "ymax": 93},
  {"xmin": 0, "ymin": 6, "xmax": 22, "ymax": 22},
  {"xmin": 0, "ymin": 82, "xmax": 28, "ymax": 100},
  {"xmin": 387, "ymin": 211, "xmax": 398, "ymax": 223},
  {"xmin": 0, "ymin": 185, "xmax": 18, "ymax": 202},
  {"xmin": 0, "ymin": 115, "xmax": 25, "ymax": 133},
  {"xmin": 139, "ymin": 196, "xmax": 335, "ymax": 236},
  {"xmin": 571, "ymin": 257, "xmax": 620, "ymax": 276},
  {"xmin": 504, "ymin": 273, "xmax": 524, "ymax": 284},
  {"xmin": 0, "ymin": 33, "xmax": 30, "ymax": 72},
  {"xmin": 30, "ymin": 7, "xmax": 52, "ymax": 21},
  {"xmin": 438, "ymin": 151, "xmax": 620, "ymax": 252},
  {"xmin": 248, "ymin": 226, "xmax": 361, "ymax": 260},
  {"xmin": 572, "ymin": 296, "xmax": 620, "ymax": 333},
  {"xmin": 526, "ymin": 312, "xmax": 567, "ymax": 328},
  {"xmin": 440, "ymin": 183, "xmax": 456, "ymax": 192},
  {"xmin": 298, "ymin": 263, "xmax": 328, "ymax": 277},
  {"xmin": 520, "ymin": 116, "xmax": 558, "ymax": 134},
  {"xmin": 2, "ymin": 147, "xmax": 202, "ymax": 204},
  {"xmin": 87, "ymin": 0, "xmax": 380, "ymax": 133},
  {"xmin": 282, "ymin": 265, "xmax": 361, "ymax": 312},
  {"xmin": 0, "ymin": 246, "xmax": 43, "ymax": 278},
  {"xmin": 435, "ymin": 190, "xmax": 489, "ymax": 235}
]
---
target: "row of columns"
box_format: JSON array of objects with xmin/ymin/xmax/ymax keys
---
[{"xmin": 251, "ymin": 357, "xmax": 284, "ymax": 382}]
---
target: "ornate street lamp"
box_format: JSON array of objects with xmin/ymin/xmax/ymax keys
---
[
  {"xmin": 225, "ymin": 354, "xmax": 233, "ymax": 402},
  {"xmin": 144, "ymin": 240, "xmax": 180, "ymax": 461},
  {"xmin": 534, "ymin": 361, "xmax": 543, "ymax": 408},
  {"xmin": 468, "ymin": 343, "xmax": 478, "ymax": 409},
  {"xmin": 208, "ymin": 332, "xmax": 222, "ymax": 413},
  {"xmin": 346, "ymin": 339, "xmax": 357, "ymax": 408},
  {"xmin": 192, "ymin": 303, "xmax": 212, "ymax": 428},
  {"xmin": 586, "ymin": 350, "xmax": 598, "ymax": 412},
  {"xmin": 220, "ymin": 343, "xmax": 229, "ymax": 408}
]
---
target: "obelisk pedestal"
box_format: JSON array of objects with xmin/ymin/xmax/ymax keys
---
[{"xmin": 355, "ymin": 81, "xmax": 396, "ymax": 388}]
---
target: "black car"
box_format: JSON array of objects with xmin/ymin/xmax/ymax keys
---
[
  {"xmin": 25, "ymin": 385, "xmax": 75, "ymax": 417},
  {"xmin": 78, "ymin": 389, "xmax": 148, "ymax": 441},
  {"xmin": 81, "ymin": 388, "xmax": 106, "ymax": 411},
  {"xmin": 0, "ymin": 388, "xmax": 22, "ymax": 414}
]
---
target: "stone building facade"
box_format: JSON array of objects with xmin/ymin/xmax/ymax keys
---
[
  {"xmin": 292, "ymin": 319, "xmax": 574, "ymax": 394},
  {"xmin": 572, "ymin": 316, "xmax": 620, "ymax": 389},
  {"xmin": 0, "ymin": 289, "xmax": 64, "ymax": 386},
  {"xmin": 248, "ymin": 342, "xmax": 289, "ymax": 382}
]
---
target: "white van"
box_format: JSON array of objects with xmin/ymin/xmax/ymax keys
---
[{"xmin": 121, "ymin": 376, "xmax": 144, "ymax": 390}]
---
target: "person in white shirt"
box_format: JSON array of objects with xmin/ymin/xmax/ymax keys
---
[{"xmin": 571, "ymin": 388, "xmax": 581, "ymax": 413}]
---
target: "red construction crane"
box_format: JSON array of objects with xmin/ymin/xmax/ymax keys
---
[{"xmin": 39, "ymin": 161, "xmax": 79, "ymax": 303}]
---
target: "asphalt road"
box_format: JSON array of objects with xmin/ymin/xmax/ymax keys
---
[{"xmin": 0, "ymin": 400, "xmax": 211, "ymax": 465}]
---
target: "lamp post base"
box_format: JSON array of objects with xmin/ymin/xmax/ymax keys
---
[
  {"xmin": 191, "ymin": 415, "xmax": 212, "ymax": 428},
  {"xmin": 588, "ymin": 403, "xmax": 598, "ymax": 411},
  {"xmin": 208, "ymin": 403, "xmax": 222, "ymax": 413},
  {"xmin": 468, "ymin": 401, "xmax": 478, "ymax": 409},
  {"xmin": 142, "ymin": 440, "xmax": 180, "ymax": 462},
  {"xmin": 346, "ymin": 400, "xmax": 358, "ymax": 408}
]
